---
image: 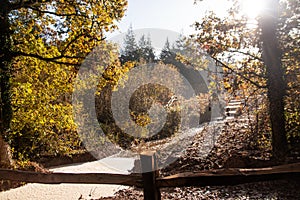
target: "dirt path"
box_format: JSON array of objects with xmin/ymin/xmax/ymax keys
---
[
  {"xmin": 0, "ymin": 105, "xmax": 237, "ymax": 200},
  {"xmin": 0, "ymin": 157, "xmax": 135, "ymax": 200}
]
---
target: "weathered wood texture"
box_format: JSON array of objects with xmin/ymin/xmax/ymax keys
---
[
  {"xmin": 1, "ymin": 162, "xmax": 299, "ymax": 200},
  {"xmin": 158, "ymin": 162, "xmax": 300, "ymax": 187},
  {"xmin": 1, "ymin": 163, "xmax": 299, "ymax": 188},
  {"xmin": 140, "ymin": 152, "xmax": 161, "ymax": 200},
  {"xmin": 0, "ymin": 169, "xmax": 142, "ymax": 187}
]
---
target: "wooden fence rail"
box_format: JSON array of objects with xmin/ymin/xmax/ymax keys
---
[
  {"xmin": 0, "ymin": 169, "xmax": 142, "ymax": 187},
  {"xmin": 1, "ymin": 152, "xmax": 300, "ymax": 200},
  {"xmin": 158, "ymin": 163, "xmax": 300, "ymax": 188}
]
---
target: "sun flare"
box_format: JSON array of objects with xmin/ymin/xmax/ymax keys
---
[{"xmin": 241, "ymin": 0, "xmax": 266, "ymax": 19}]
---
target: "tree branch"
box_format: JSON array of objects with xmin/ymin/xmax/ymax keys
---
[
  {"xmin": 25, "ymin": 6, "xmax": 88, "ymax": 18},
  {"xmin": 212, "ymin": 57, "xmax": 267, "ymax": 89},
  {"xmin": 227, "ymin": 49, "xmax": 263, "ymax": 62},
  {"xmin": 9, "ymin": 0, "xmax": 51, "ymax": 11},
  {"xmin": 12, "ymin": 51, "xmax": 81, "ymax": 67},
  {"xmin": 59, "ymin": 33, "xmax": 84, "ymax": 56}
]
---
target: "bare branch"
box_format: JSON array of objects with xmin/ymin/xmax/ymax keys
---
[
  {"xmin": 227, "ymin": 49, "xmax": 263, "ymax": 62},
  {"xmin": 212, "ymin": 57, "xmax": 267, "ymax": 89}
]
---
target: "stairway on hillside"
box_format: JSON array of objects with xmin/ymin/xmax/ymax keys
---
[{"xmin": 224, "ymin": 99, "xmax": 244, "ymax": 120}]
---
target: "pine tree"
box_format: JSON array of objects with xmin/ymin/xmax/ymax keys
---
[
  {"xmin": 120, "ymin": 25, "xmax": 140, "ymax": 64},
  {"xmin": 160, "ymin": 38, "xmax": 175, "ymax": 64},
  {"xmin": 172, "ymin": 34, "xmax": 187, "ymax": 53},
  {"xmin": 138, "ymin": 34, "xmax": 156, "ymax": 63}
]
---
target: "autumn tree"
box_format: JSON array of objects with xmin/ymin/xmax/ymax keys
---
[
  {"xmin": 160, "ymin": 37, "xmax": 209, "ymax": 96},
  {"xmin": 10, "ymin": 55, "xmax": 79, "ymax": 159},
  {"xmin": 193, "ymin": 0, "xmax": 299, "ymax": 159},
  {"xmin": 280, "ymin": 0, "xmax": 300, "ymax": 144},
  {"xmin": 0, "ymin": 0, "xmax": 127, "ymax": 165}
]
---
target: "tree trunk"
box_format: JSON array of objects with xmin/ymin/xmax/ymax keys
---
[
  {"xmin": 0, "ymin": 1, "xmax": 14, "ymax": 168},
  {"xmin": 259, "ymin": 0, "xmax": 288, "ymax": 159},
  {"xmin": 0, "ymin": 135, "xmax": 14, "ymax": 168}
]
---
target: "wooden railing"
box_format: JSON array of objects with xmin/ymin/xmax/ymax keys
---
[{"xmin": 1, "ymin": 152, "xmax": 300, "ymax": 200}]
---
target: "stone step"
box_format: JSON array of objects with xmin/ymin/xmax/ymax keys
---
[
  {"xmin": 228, "ymin": 102, "xmax": 243, "ymax": 106},
  {"xmin": 225, "ymin": 105, "xmax": 241, "ymax": 109}
]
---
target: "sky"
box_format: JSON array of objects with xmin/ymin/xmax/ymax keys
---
[
  {"xmin": 108, "ymin": 0, "xmax": 232, "ymax": 38},
  {"xmin": 107, "ymin": 0, "xmax": 233, "ymax": 50}
]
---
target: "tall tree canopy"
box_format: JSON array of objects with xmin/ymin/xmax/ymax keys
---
[
  {"xmin": 0, "ymin": 0, "xmax": 127, "ymax": 164},
  {"xmin": 193, "ymin": 0, "xmax": 299, "ymax": 159}
]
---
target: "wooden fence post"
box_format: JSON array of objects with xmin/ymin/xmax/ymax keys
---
[{"xmin": 140, "ymin": 151, "xmax": 161, "ymax": 200}]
